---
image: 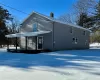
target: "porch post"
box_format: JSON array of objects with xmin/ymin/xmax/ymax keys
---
[
  {"xmin": 15, "ymin": 37, "xmax": 17, "ymax": 51},
  {"xmin": 36, "ymin": 36, "xmax": 37, "ymax": 50},
  {"xmin": 25, "ymin": 36, "xmax": 27, "ymax": 50},
  {"xmin": 7, "ymin": 38, "xmax": 9, "ymax": 50}
]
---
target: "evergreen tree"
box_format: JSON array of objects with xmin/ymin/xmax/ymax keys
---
[
  {"xmin": 94, "ymin": 0, "xmax": 100, "ymax": 20},
  {"xmin": 0, "ymin": 6, "xmax": 11, "ymax": 33},
  {"xmin": 89, "ymin": 0, "xmax": 100, "ymax": 31},
  {"xmin": 77, "ymin": 13, "xmax": 88, "ymax": 27},
  {"xmin": 0, "ymin": 6, "xmax": 11, "ymax": 46},
  {"xmin": 77, "ymin": 12, "xmax": 93, "ymax": 28},
  {"xmin": 0, "ymin": 6, "xmax": 11, "ymax": 22},
  {"xmin": 74, "ymin": 0, "xmax": 96, "ymax": 28}
]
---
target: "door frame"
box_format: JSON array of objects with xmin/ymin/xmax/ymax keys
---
[{"xmin": 37, "ymin": 36, "xmax": 43, "ymax": 50}]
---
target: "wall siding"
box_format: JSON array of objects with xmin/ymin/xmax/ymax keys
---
[
  {"xmin": 20, "ymin": 13, "xmax": 90, "ymax": 51},
  {"xmin": 53, "ymin": 22, "xmax": 90, "ymax": 51},
  {"xmin": 20, "ymin": 14, "xmax": 53, "ymax": 50}
]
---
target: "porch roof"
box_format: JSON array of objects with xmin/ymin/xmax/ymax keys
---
[{"xmin": 6, "ymin": 31, "xmax": 51, "ymax": 38}]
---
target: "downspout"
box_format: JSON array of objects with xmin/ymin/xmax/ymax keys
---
[
  {"xmin": 52, "ymin": 21, "xmax": 55, "ymax": 51},
  {"xmin": 35, "ymin": 21, "xmax": 38, "ymax": 50},
  {"xmin": 15, "ymin": 37, "xmax": 18, "ymax": 51}
]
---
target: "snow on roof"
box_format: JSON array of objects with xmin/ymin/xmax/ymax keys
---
[
  {"xmin": 6, "ymin": 31, "xmax": 51, "ymax": 38},
  {"xmin": 21, "ymin": 11, "xmax": 91, "ymax": 32}
]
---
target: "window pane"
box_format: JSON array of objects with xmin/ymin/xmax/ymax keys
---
[
  {"xmin": 33, "ymin": 23, "xmax": 38, "ymax": 32},
  {"xmin": 73, "ymin": 38, "xmax": 75, "ymax": 41},
  {"xmin": 72, "ymin": 37, "xmax": 78, "ymax": 44}
]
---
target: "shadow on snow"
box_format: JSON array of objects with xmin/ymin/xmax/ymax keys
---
[{"xmin": 0, "ymin": 49, "xmax": 100, "ymax": 75}]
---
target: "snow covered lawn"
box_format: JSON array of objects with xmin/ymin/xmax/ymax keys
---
[
  {"xmin": 90, "ymin": 43, "xmax": 100, "ymax": 49},
  {"xmin": 0, "ymin": 48, "xmax": 100, "ymax": 80}
]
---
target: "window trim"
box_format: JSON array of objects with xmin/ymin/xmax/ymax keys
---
[{"xmin": 33, "ymin": 22, "xmax": 38, "ymax": 32}]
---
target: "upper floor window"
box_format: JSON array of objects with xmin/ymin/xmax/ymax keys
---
[
  {"xmin": 33, "ymin": 23, "xmax": 38, "ymax": 32},
  {"xmin": 83, "ymin": 31, "xmax": 86, "ymax": 35}
]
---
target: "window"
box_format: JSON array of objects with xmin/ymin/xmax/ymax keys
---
[
  {"xmin": 73, "ymin": 38, "xmax": 75, "ymax": 42},
  {"xmin": 70, "ymin": 27, "xmax": 73, "ymax": 33},
  {"xmin": 72, "ymin": 37, "xmax": 78, "ymax": 44},
  {"xmin": 75, "ymin": 38, "xmax": 78, "ymax": 44},
  {"xmin": 28, "ymin": 37, "xmax": 33, "ymax": 46},
  {"xmin": 85, "ymin": 40, "xmax": 88, "ymax": 45},
  {"xmin": 33, "ymin": 23, "xmax": 38, "ymax": 32},
  {"xmin": 83, "ymin": 31, "xmax": 86, "ymax": 35}
]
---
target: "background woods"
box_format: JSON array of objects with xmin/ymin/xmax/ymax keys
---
[
  {"xmin": 0, "ymin": 6, "xmax": 20, "ymax": 47},
  {"xmin": 58, "ymin": 0, "xmax": 100, "ymax": 43}
]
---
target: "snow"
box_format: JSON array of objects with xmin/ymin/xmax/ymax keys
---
[
  {"xmin": 90, "ymin": 43, "xmax": 100, "ymax": 49},
  {"xmin": 6, "ymin": 31, "xmax": 51, "ymax": 38},
  {"xmin": 0, "ymin": 48, "xmax": 100, "ymax": 80},
  {"xmin": 1, "ymin": 46, "xmax": 20, "ymax": 50}
]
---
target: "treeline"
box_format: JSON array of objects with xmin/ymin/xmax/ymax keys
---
[
  {"xmin": 0, "ymin": 6, "xmax": 20, "ymax": 47},
  {"xmin": 59, "ymin": 0, "xmax": 100, "ymax": 43}
]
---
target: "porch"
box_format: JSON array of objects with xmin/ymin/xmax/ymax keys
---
[
  {"xmin": 7, "ymin": 49, "xmax": 49, "ymax": 54},
  {"xmin": 6, "ymin": 31, "xmax": 51, "ymax": 53}
]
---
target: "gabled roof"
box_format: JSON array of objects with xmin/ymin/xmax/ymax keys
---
[{"xmin": 21, "ymin": 11, "xmax": 91, "ymax": 32}]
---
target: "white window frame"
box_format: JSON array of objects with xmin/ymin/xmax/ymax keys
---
[{"xmin": 33, "ymin": 22, "xmax": 38, "ymax": 32}]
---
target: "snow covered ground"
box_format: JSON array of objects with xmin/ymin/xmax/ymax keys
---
[
  {"xmin": 90, "ymin": 43, "xmax": 100, "ymax": 49},
  {"xmin": 0, "ymin": 48, "xmax": 100, "ymax": 80}
]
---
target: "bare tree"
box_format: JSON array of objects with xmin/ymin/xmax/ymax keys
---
[
  {"xmin": 58, "ymin": 13, "xmax": 74, "ymax": 23},
  {"xmin": 73, "ymin": 0, "xmax": 96, "ymax": 27},
  {"xmin": 8, "ymin": 16, "xmax": 20, "ymax": 33},
  {"xmin": 74, "ymin": 0, "xmax": 96, "ymax": 15},
  {"xmin": 7, "ymin": 16, "xmax": 20, "ymax": 46}
]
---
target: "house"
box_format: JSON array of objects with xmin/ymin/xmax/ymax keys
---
[{"xmin": 6, "ymin": 11, "xmax": 90, "ymax": 52}]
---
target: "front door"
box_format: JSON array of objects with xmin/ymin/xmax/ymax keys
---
[{"xmin": 37, "ymin": 36, "xmax": 43, "ymax": 50}]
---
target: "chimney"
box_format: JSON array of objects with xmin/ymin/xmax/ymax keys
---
[{"xmin": 50, "ymin": 12, "xmax": 54, "ymax": 18}]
